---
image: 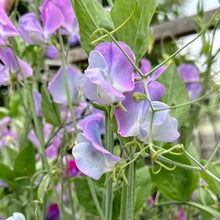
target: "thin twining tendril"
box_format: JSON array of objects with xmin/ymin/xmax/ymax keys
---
[{"xmin": 89, "ymin": 0, "xmax": 137, "ymax": 45}]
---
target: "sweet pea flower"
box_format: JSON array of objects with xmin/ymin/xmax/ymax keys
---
[
  {"xmin": 0, "ymin": 6, "xmax": 18, "ymax": 45},
  {"xmin": 42, "ymin": 0, "xmax": 80, "ymax": 46},
  {"xmin": 82, "ymin": 42, "xmax": 135, "ymax": 105},
  {"xmin": 48, "ymin": 65, "xmax": 82, "ymax": 104},
  {"xmin": 72, "ymin": 120, "xmax": 120, "ymax": 180},
  {"xmin": 18, "ymin": 1, "xmax": 63, "ymax": 45},
  {"xmin": 0, "ymin": 47, "xmax": 33, "ymax": 86},
  {"xmin": 134, "ymin": 58, "xmax": 167, "ymax": 81},
  {"xmin": 45, "ymin": 46, "xmax": 59, "ymax": 59},
  {"xmin": 46, "ymin": 203, "xmax": 60, "ymax": 220},
  {"xmin": 28, "ymin": 123, "xmax": 61, "ymax": 159},
  {"xmin": 6, "ymin": 212, "xmax": 25, "ymax": 220},
  {"xmin": 115, "ymin": 81, "xmax": 180, "ymax": 143},
  {"xmin": 177, "ymin": 64, "xmax": 202, "ymax": 100}
]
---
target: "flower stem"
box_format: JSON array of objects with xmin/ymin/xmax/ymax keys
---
[
  {"xmin": 58, "ymin": 30, "xmax": 78, "ymax": 137},
  {"xmin": 104, "ymin": 108, "xmax": 114, "ymax": 220}
]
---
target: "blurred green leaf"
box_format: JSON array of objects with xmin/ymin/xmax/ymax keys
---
[
  {"xmin": 1, "ymin": 146, "xmax": 18, "ymax": 169},
  {"xmin": 74, "ymin": 177, "xmax": 99, "ymax": 216},
  {"xmin": 13, "ymin": 143, "xmax": 36, "ymax": 177},
  {"xmin": 74, "ymin": 0, "xmax": 114, "ymax": 54},
  {"xmin": 9, "ymin": 92, "xmax": 25, "ymax": 117},
  {"xmin": 37, "ymin": 175, "xmax": 50, "ymax": 202},
  {"xmin": 111, "ymin": 0, "xmax": 156, "ymax": 64},
  {"xmin": 41, "ymin": 86, "xmax": 61, "ymax": 126},
  {"xmin": 157, "ymin": 62, "xmax": 190, "ymax": 126},
  {"xmin": 0, "ymin": 163, "xmax": 16, "ymax": 188},
  {"xmin": 134, "ymin": 166, "xmax": 152, "ymax": 212}
]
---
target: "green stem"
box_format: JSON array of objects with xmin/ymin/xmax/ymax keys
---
[
  {"xmin": 145, "ymin": 7, "xmax": 220, "ymax": 77},
  {"xmin": 58, "ymin": 30, "xmax": 78, "ymax": 137},
  {"xmin": 86, "ymin": 176, "xmax": 105, "ymax": 220},
  {"xmin": 205, "ymin": 141, "xmax": 220, "ymax": 168},
  {"xmin": 104, "ymin": 108, "xmax": 114, "ymax": 220},
  {"xmin": 120, "ymin": 162, "xmax": 135, "ymax": 220},
  {"xmin": 154, "ymin": 86, "xmax": 219, "ymax": 112},
  {"xmin": 10, "ymin": 44, "xmax": 66, "ymax": 219},
  {"xmin": 106, "ymin": 0, "xmax": 114, "ymax": 7}
]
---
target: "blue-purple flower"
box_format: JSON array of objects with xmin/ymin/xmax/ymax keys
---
[
  {"xmin": 0, "ymin": 47, "xmax": 33, "ymax": 86},
  {"xmin": 72, "ymin": 120, "xmax": 120, "ymax": 180},
  {"xmin": 46, "ymin": 203, "xmax": 60, "ymax": 220},
  {"xmin": 115, "ymin": 81, "xmax": 180, "ymax": 143},
  {"xmin": 82, "ymin": 42, "xmax": 135, "ymax": 105},
  {"xmin": 48, "ymin": 65, "xmax": 82, "ymax": 104},
  {"xmin": 177, "ymin": 64, "xmax": 202, "ymax": 100},
  {"xmin": 0, "ymin": 6, "xmax": 18, "ymax": 45}
]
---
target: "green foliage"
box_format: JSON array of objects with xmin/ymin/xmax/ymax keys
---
[
  {"xmin": 13, "ymin": 143, "xmax": 36, "ymax": 177},
  {"xmin": 37, "ymin": 175, "xmax": 50, "ymax": 202},
  {"xmin": 9, "ymin": 92, "xmax": 25, "ymax": 117},
  {"xmin": 150, "ymin": 144, "xmax": 199, "ymax": 201},
  {"xmin": 157, "ymin": 62, "xmax": 190, "ymax": 126},
  {"xmin": 0, "ymin": 163, "xmax": 16, "ymax": 188},
  {"xmin": 111, "ymin": 0, "xmax": 156, "ymax": 64},
  {"xmin": 134, "ymin": 166, "xmax": 152, "ymax": 212},
  {"xmin": 74, "ymin": 0, "xmax": 114, "ymax": 54},
  {"xmin": 41, "ymin": 86, "xmax": 61, "ymax": 126},
  {"xmin": 1, "ymin": 146, "xmax": 18, "ymax": 169},
  {"xmin": 74, "ymin": 177, "xmax": 99, "ymax": 216}
]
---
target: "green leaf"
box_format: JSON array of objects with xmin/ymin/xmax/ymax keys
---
[
  {"xmin": 150, "ymin": 144, "xmax": 199, "ymax": 201},
  {"xmin": 74, "ymin": 177, "xmax": 99, "ymax": 216},
  {"xmin": 9, "ymin": 92, "xmax": 24, "ymax": 117},
  {"xmin": 0, "ymin": 163, "xmax": 16, "ymax": 188},
  {"xmin": 0, "ymin": 107, "xmax": 9, "ymax": 119},
  {"xmin": 134, "ymin": 166, "xmax": 152, "ymax": 212},
  {"xmin": 74, "ymin": 0, "xmax": 114, "ymax": 54},
  {"xmin": 187, "ymin": 201, "xmax": 220, "ymax": 219},
  {"xmin": 37, "ymin": 175, "xmax": 50, "ymax": 202},
  {"xmin": 111, "ymin": 0, "xmax": 156, "ymax": 63},
  {"xmin": 41, "ymin": 86, "xmax": 61, "ymax": 126},
  {"xmin": 157, "ymin": 62, "xmax": 190, "ymax": 126},
  {"xmin": 1, "ymin": 146, "xmax": 18, "ymax": 169},
  {"xmin": 13, "ymin": 143, "xmax": 36, "ymax": 177}
]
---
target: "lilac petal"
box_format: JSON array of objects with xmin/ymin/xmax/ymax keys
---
[
  {"xmin": 17, "ymin": 57, "xmax": 33, "ymax": 79},
  {"xmin": 0, "ymin": 7, "xmax": 18, "ymax": 39},
  {"xmin": 46, "ymin": 137, "xmax": 61, "ymax": 159},
  {"xmin": 28, "ymin": 130, "xmax": 40, "ymax": 147},
  {"xmin": 18, "ymin": 13, "xmax": 43, "ymax": 44},
  {"xmin": 140, "ymin": 58, "xmax": 151, "ymax": 75},
  {"xmin": 45, "ymin": 46, "xmax": 59, "ymax": 59},
  {"xmin": 186, "ymin": 83, "xmax": 202, "ymax": 100},
  {"xmin": 177, "ymin": 64, "xmax": 199, "ymax": 82},
  {"xmin": 83, "ymin": 120, "xmax": 109, "ymax": 154},
  {"xmin": 82, "ymin": 77, "xmax": 98, "ymax": 102},
  {"xmin": 95, "ymin": 42, "xmax": 135, "ymax": 93},
  {"xmin": 87, "ymin": 50, "xmax": 108, "ymax": 71},
  {"xmin": 68, "ymin": 32, "xmax": 80, "ymax": 46},
  {"xmin": 72, "ymin": 133, "xmax": 120, "ymax": 180},
  {"xmin": 148, "ymin": 81, "xmax": 166, "ymax": 101},
  {"xmin": 0, "ymin": 65, "xmax": 10, "ymax": 86},
  {"xmin": 48, "ymin": 65, "xmax": 81, "ymax": 104},
  {"xmin": 85, "ymin": 68, "xmax": 124, "ymax": 104},
  {"xmin": 0, "ymin": 35, "xmax": 5, "ymax": 45},
  {"xmin": 40, "ymin": 1, "xmax": 64, "ymax": 35},
  {"xmin": 33, "ymin": 90, "xmax": 42, "ymax": 117},
  {"xmin": 148, "ymin": 65, "xmax": 167, "ymax": 81},
  {"xmin": 77, "ymin": 113, "xmax": 105, "ymax": 134}
]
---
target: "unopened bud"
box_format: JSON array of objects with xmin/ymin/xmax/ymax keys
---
[{"xmin": 132, "ymin": 92, "xmax": 145, "ymax": 103}]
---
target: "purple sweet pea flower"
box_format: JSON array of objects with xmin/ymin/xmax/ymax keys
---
[
  {"xmin": 177, "ymin": 206, "xmax": 185, "ymax": 220},
  {"xmin": 28, "ymin": 123, "xmax": 61, "ymax": 159},
  {"xmin": 46, "ymin": 203, "xmax": 60, "ymax": 220},
  {"xmin": 72, "ymin": 120, "xmax": 120, "ymax": 180},
  {"xmin": 177, "ymin": 64, "xmax": 202, "ymax": 100},
  {"xmin": 43, "ymin": 0, "xmax": 80, "ymax": 46},
  {"xmin": 45, "ymin": 46, "xmax": 59, "ymax": 59},
  {"xmin": 115, "ymin": 81, "xmax": 180, "ymax": 143},
  {"xmin": 0, "ymin": 6, "xmax": 18, "ymax": 45},
  {"xmin": 48, "ymin": 65, "xmax": 82, "ymax": 104},
  {"xmin": 0, "ymin": 47, "xmax": 33, "ymax": 86},
  {"xmin": 82, "ymin": 42, "xmax": 135, "ymax": 105},
  {"xmin": 134, "ymin": 58, "xmax": 167, "ymax": 81},
  {"xmin": 18, "ymin": 1, "xmax": 63, "ymax": 45},
  {"xmin": 33, "ymin": 90, "xmax": 42, "ymax": 117}
]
